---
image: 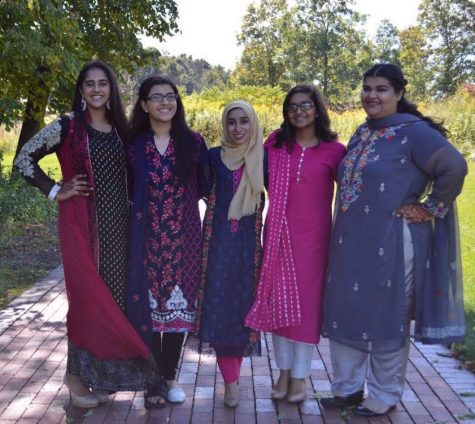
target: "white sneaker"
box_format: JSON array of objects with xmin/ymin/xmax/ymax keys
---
[{"xmin": 167, "ymin": 386, "xmax": 186, "ymax": 404}]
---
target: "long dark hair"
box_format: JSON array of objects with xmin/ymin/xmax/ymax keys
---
[
  {"xmin": 129, "ymin": 75, "xmax": 196, "ymax": 184},
  {"xmin": 71, "ymin": 60, "xmax": 128, "ymax": 143},
  {"xmin": 274, "ymin": 84, "xmax": 337, "ymax": 151},
  {"xmin": 363, "ymin": 63, "xmax": 447, "ymax": 136}
]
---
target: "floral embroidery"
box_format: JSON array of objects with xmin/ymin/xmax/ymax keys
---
[
  {"xmin": 422, "ymin": 197, "xmax": 449, "ymax": 218},
  {"xmin": 144, "ymin": 138, "xmax": 192, "ymax": 328},
  {"xmin": 166, "ymin": 285, "xmax": 189, "ymax": 310},
  {"xmin": 230, "ymin": 166, "xmax": 244, "ymax": 232},
  {"xmin": 14, "ymin": 117, "xmax": 65, "ymax": 178},
  {"xmin": 340, "ymin": 123, "xmax": 405, "ymax": 211}
]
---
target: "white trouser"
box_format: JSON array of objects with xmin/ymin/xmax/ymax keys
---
[
  {"xmin": 329, "ymin": 221, "xmax": 415, "ymax": 413},
  {"xmin": 272, "ymin": 333, "xmax": 315, "ymax": 378}
]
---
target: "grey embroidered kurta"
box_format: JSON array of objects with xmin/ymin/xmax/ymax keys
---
[{"xmin": 322, "ymin": 113, "xmax": 467, "ymax": 352}]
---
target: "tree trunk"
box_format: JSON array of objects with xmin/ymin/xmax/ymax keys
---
[{"xmin": 15, "ymin": 94, "xmax": 49, "ymax": 159}]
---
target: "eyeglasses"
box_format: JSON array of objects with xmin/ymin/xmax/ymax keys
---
[
  {"xmin": 146, "ymin": 93, "xmax": 177, "ymax": 103},
  {"xmin": 285, "ymin": 101, "xmax": 314, "ymax": 113}
]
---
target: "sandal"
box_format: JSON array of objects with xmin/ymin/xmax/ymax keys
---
[{"xmin": 144, "ymin": 379, "xmax": 168, "ymax": 409}]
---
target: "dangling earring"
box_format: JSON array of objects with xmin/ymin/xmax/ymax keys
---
[
  {"xmin": 81, "ymin": 98, "xmax": 87, "ymax": 111},
  {"xmin": 106, "ymin": 100, "xmax": 110, "ymax": 110}
]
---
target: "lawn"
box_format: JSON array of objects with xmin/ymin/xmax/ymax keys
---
[
  {"xmin": 1, "ymin": 151, "xmax": 61, "ymax": 180},
  {"xmin": 454, "ymin": 161, "xmax": 475, "ymax": 367}
]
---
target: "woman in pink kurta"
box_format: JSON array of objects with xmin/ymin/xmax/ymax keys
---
[{"xmin": 245, "ymin": 84, "xmax": 345, "ymax": 403}]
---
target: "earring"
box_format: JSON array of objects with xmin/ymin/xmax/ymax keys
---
[
  {"xmin": 106, "ymin": 100, "xmax": 110, "ymax": 110},
  {"xmin": 81, "ymin": 98, "xmax": 87, "ymax": 111}
]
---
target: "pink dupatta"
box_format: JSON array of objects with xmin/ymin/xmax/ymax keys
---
[{"xmin": 245, "ymin": 133, "xmax": 301, "ymax": 331}]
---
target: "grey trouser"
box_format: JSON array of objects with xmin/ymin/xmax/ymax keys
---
[{"xmin": 329, "ymin": 221, "xmax": 415, "ymax": 413}]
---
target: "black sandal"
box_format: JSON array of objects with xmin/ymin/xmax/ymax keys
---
[{"xmin": 144, "ymin": 379, "xmax": 168, "ymax": 409}]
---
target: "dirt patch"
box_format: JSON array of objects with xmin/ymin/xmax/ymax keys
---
[{"xmin": 0, "ymin": 219, "xmax": 61, "ymax": 308}]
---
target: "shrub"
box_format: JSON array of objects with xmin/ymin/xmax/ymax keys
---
[{"xmin": 0, "ymin": 153, "xmax": 57, "ymax": 226}]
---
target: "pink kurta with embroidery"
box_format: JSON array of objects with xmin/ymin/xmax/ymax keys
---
[{"xmin": 276, "ymin": 140, "xmax": 345, "ymax": 343}]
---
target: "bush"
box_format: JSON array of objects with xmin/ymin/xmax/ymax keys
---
[
  {"xmin": 0, "ymin": 153, "xmax": 57, "ymax": 226},
  {"xmin": 423, "ymin": 87, "xmax": 475, "ymax": 157},
  {"xmin": 184, "ymin": 85, "xmax": 283, "ymax": 146}
]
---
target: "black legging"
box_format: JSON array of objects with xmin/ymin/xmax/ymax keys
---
[{"xmin": 151, "ymin": 332, "xmax": 186, "ymax": 381}]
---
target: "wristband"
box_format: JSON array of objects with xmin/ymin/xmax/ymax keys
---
[{"xmin": 47, "ymin": 183, "xmax": 62, "ymax": 201}]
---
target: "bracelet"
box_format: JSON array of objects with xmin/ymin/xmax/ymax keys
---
[{"xmin": 47, "ymin": 183, "xmax": 62, "ymax": 201}]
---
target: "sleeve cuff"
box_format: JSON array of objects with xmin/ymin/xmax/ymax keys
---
[
  {"xmin": 422, "ymin": 198, "xmax": 449, "ymax": 219},
  {"xmin": 47, "ymin": 183, "xmax": 61, "ymax": 201}
]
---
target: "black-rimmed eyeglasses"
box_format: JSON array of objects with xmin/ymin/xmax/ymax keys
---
[
  {"xmin": 285, "ymin": 101, "xmax": 314, "ymax": 113},
  {"xmin": 146, "ymin": 93, "xmax": 177, "ymax": 103}
]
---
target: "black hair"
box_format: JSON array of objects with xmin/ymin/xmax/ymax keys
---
[
  {"xmin": 129, "ymin": 75, "xmax": 196, "ymax": 184},
  {"xmin": 71, "ymin": 60, "xmax": 128, "ymax": 143},
  {"xmin": 274, "ymin": 84, "xmax": 337, "ymax": 151},
  {"xmin": 363, "ymin": 63, "xmax": 447, "ymax": 136}
]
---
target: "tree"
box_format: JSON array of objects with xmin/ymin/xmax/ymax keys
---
[
  {"xmin": 232, "ymin": 0, "xmax": 293, "ymax": 89},
  {"xmin": 373, "ymin": 19, "xmax": 400, "ymax": 64},
  {"xmin": 399, "ymin": 26, "xmax": 431, "ymax": 101},
  {"xmin": 124, "ymin": 50, "xmax": 229, "ymax": 109},
  {"xmin": 291, "ymin": 0, "xmax": 370, "ymax": 107},
  {"xmin": 418, "ymin": 0, "xmax": 475, "ymax": 96},
  {"xmin": 233, "ymin": 0, "xmax": 372, "ymax": 107},
  {"xmin": 0, "ymin": 0, "xmax": 179, "ymax": 154}
]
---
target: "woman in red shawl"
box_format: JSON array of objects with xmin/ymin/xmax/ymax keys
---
[{"xmin": 14, "ymin": 61, "xmax": 157, "ymax": 408}]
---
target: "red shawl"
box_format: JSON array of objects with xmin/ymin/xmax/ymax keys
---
[
  {"xmin": 245, "ymin": 132, "xmax": 301, "ymax": 331},
  {"xmin": 56, "ymin": 115, "xmax": 149, "ymax": 360}
]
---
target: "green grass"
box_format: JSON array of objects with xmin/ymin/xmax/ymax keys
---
[
  {"xmin": 454, "ymin": 161, "xmax": 475, "ymax": 367},
  {"xmin": 2, "ymin": 152, "xmax": 61, "ymax": 179}
]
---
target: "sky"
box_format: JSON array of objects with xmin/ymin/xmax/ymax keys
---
[{"xmin": 142, "ymin": 0, "xmax": 421, "ymax": 71}]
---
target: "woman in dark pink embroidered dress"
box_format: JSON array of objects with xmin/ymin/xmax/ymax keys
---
[
  {"xmin": 126, "ymin": 76, "xmax": 210, "ymax": 408},
  {"xmin": 245, "ymin": 84, "xmax": 346, "ymax": 403}
]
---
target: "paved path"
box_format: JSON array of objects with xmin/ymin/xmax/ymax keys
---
[{"xmin": 1, "ymin": 268, "xmax": 475, "ymax": 423}]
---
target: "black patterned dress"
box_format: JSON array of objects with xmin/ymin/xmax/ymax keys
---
[{"xmin": 87, "ymin": 127, "xmax": 128, "ymax": 310}]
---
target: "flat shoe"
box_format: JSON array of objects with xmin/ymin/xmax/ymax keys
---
[
  {"xmin": 144, "ymin": 389, "xmax": 166, "ymax": 409},
  {"xmin": 224, "ymin": 395, "xmax": 239, "ymax": 408},
  {"xmin": 320, "ymin": 390, "xmax": 364, "ymax": 408},
  {"xmin": 287, "ymin": 390, "xmax": 307, "ymax": 403},
  {"xmin": 271, "ymin": 388, "xmax": 288, "ymax": 400},
  {"xmin": 63, "ymin": 375, "xmax": 98, "ymax": 409},
  {"xmin": 224, "ymin": 382, "xmax": 239, "ymax": 408},
  {"xmin": 167, "ymin": 386, "xmax": 186, "ymax": 404},
  {"xmin": 353, "ymin": 404, "xmax": 395, "ymax": 416},
  {"xmin": 93, "ymin": 390, "xmax": 110, "ymax": 403}
]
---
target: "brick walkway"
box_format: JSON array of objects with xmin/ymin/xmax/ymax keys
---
[{"xmin": 1, "ymin": 268, "xmax": 475, "ymax": 423}]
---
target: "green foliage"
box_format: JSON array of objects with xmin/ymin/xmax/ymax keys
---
[
  {"xmin": 232, "ymin": 0, "xmax": 373, "ymax": 107},
  {"xmin": 452, "ymin": 162, "xmax": 475, "ymax": 369},
  {"xmin": 120, "ymin": 51, "xmax": 230, "ymax": 111},
  {"xmin": 0, "ymin": 0, "xmax": 179, "ymax": 147},
  {"xmin": 423, "ymin": 87, "xmax": 475, "ymax": 156},
  {"xmin": 183, "ymin": 86, "xmax": 284, "ymax": 146},
  {"xmin": 373, "ymin": 19, "xmax": 400, "ymax": 65},
  {"xmin": 399, "ymin": 26, "xmax": 432, "ymax": 101},
  {"xmin": 232, "ymin": 0, "xmax": 474, "ymax": 106},
  {"xmin": 418, "ymin": 0, "xmax": 475, "ymax": 96},
  {"xmin": 138, "ymin": 51, "xmax": 229, "ymax": 94},
  {"xmin": 232, "ymin": 0, "xmax": 293, "ymax": 89},
  {"xmin": 0, "ymin": 153, "xmax": 57, "ymax": 226}
]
